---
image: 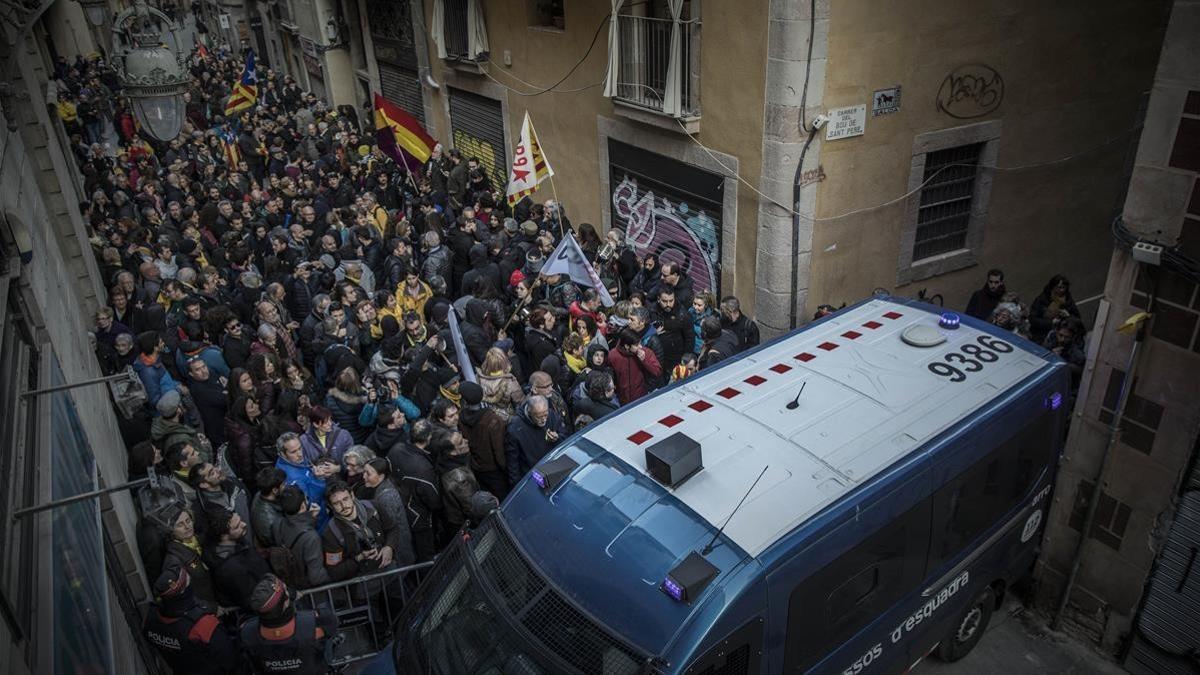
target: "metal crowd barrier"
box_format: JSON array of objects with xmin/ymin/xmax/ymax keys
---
[{"xmin": 295, "ymin": 561, "xmax": 436, "ymax": 667}]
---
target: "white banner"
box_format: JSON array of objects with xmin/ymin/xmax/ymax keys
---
[
  {"xmin": 541, "ymin": 233, "xmax": 615, "ymax": 307},
  {"xmin": 446, "ymin": 309, "xmax": 477, "ymax": 384}
]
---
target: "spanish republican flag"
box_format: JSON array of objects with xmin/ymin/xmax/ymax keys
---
[
  {"xmin": 224, "ymin": 50, "xmax": 258, "ymax": 117},
  {"xmin": 506, "ymin": 112, "xmax": 554, "ymax": 207},
  {"xmin": 373, "ymin": 93, "xmax": 437, "ymax": 171}
]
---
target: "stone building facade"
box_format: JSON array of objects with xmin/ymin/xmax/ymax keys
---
[{"xmin": 361, "ymin": 0, "xmax": 1169, "ymax": 335}]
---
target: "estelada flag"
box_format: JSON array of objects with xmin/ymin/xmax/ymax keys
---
[
  {"xmin": 224, "ymin": 50, "xmax": 257, "ymax": 117},
  {"xmin": 506, "ymin": 112, "xmax": 554, "ymax": 207},
  {"xmin": 219, "ymin": 126, "xmax": 240, "ymax": 166},
  {"xmin": 195, "ymin": 39, "xmax": 210, "ymax": 61},
  {"xmin": 373, "ymin": 93, "xmax": 437, "ymax": 172}
]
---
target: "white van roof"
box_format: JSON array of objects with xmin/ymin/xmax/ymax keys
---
[{"xmin": 582, "ymin": 299, "xmax": 1051, "ymax": 558}]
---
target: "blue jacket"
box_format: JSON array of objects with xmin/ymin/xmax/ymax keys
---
[
  {"xmin": 275, "ymin": 456, "xmax": 330, "ymax": 530},
  {"xmin": 175, "ymin": 342, "xmax": 231, "ymax": 380},
  {"xmin": 132, "ymin": 354, "xmax": 180, "ymax": 408}
]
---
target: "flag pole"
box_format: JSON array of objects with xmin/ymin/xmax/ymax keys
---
[{"xmin": 526, "ymin": 115, "xmax": 564, "ymax": 239}]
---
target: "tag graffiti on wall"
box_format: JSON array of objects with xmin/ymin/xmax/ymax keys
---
[
  {"xmin": 936, "ymin": 64, "xmax": 1004, "ymax": 119},
  {"xmin": 451, "ymin": 130, "xmax": 504, "ymax": 189},
  {"xmin": 611, "ymin": 175, "xmax": 720, "ymax": 295}
]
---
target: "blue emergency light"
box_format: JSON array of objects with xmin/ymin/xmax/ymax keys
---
[{"xmin": 939, "ymin": 312, "xmax": 961, "ymax": 330}]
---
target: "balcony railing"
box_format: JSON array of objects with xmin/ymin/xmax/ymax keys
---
[{"xmin": 614, "ymin": 14, "xmax": 699, "ymax": 118}]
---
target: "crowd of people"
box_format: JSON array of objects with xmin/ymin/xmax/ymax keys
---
[
  {"xmin": 63, "ymin": 41, "xmax": 764, "ymax": 672},
  {"xmin": 56, "ymin": 27, "xmax": 1091, "ymax": 670}
]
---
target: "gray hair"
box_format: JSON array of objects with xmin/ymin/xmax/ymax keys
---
[
  {"xmin": 275, "ymin": 431, "xmax": 300, "ymax": 455},
  {"xmin": 527, "ymin": 395, "xmax": 549, "ymax": 412},
  {"xmin": 343, "ymin": 445, "xmax": 376, "ymax": 466},
  {"xmin": 422, "ymin": 230, "xmax": 440, "ymax": 248},
  {"xmin": 257, "ymin": 323, "xmax": 276, "ymax": 340},
  {"xmin": 628, "ymin": 306, "xmax": 650, "ymax": 324}
]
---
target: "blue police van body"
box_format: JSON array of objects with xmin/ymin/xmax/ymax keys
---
[{"xmin": 390, "ymin": 297, "xmax": 1069, "ymax": 674}]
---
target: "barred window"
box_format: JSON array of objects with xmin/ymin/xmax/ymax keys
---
[
  {"xmin": 896, "ymin": 121, "xmax": 1001, "ymax": 285},
  {"xmin": 914, "ymin": 143, "xmax": 984, "ymax": 261}
]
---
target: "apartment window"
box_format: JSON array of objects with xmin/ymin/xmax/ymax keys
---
[
  {"xmin": 530, "ymin": 0, "xmax": 564, "ymax": 29},
  {"xmin": 0, "ymin": 287, "xmax": 39, "ymax": 665},
  {"xmin": 913, "ymin": 143, "xmax": 983, "ymax": 261},
  {"xmin": 897, "ymin": 121, "xmax": 1001, "ymax": 284},
  {"xmin": 610, "ymin": 1, "xmax": 700, "ymax": 120},
  {"xmin": 1069, "ymin": 480, "xmax": 1133, "ymax": 552},
  {"xmin": 1098, "ymin": 367, "xmax": 1163, "ymax": 455}
]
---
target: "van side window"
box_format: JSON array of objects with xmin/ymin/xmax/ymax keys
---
[
  {"xmin": 930, "ymin": 410, "xmax": 1056, "ymax": 568},
  {"xmin": 783, "ymin": 499, "xmax": 930, "ymax": 672}
]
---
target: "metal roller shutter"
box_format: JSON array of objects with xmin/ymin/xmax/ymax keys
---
[
  {"xmin": 608, "ymin": 139, "xmax": 723, "ymax": 297},
  {"xmin": 448, "ymin": 88, "xmax": 507, "ymax": 191},
  {"xmin": 378, "ymin": 65, "xmax": 426, "ymax": 126},
  {"xmin": 1125, "ymin": 490, "xmax": 1200, "ymax": 675}
]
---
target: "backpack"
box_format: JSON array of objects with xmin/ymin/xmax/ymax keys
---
[{"xmin": 267, "ymin": 529, "xmax": 308, "ymax": 589}]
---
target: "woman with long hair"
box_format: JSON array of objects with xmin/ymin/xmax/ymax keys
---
[
  {"xmin": 478, "ymin": 347, "xmax": 526, "ymax": 422},
  {"xmin": 224, "ymin": 394, "xmax": 265, "ymax": 489},
  {"xmin": 325, "ymin": 366, "xmax": 371, "ymax": 444},
  {"xmin": 247, "ymin": 352, "xmax": 282, "ymax": 414}
]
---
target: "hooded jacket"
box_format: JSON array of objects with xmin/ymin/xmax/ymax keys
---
[
  {"xmin": 459, "ymin": 301, "xmax": 493, "ymax": 366},
  {"xmin": 324, "ymin": 388, "xmax": 371, "ymax": 444},
  {"xmin": 460, "ymin": 403, "xmax": 506, "ymax": 474},
  {"xmin": 461, "ymin": 243, "xmax": 502, "ymax": 295},
  {"xmin": 478, "ymin": 372, "xmax": 525, "ymax": 422},
  {"xmin": 569, "ymin": 379, "xmax": 620, "ymax": 422}
]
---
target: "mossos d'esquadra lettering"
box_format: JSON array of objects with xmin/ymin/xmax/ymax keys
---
[
  {"xmin": 840, "ymin": 570, "xmax": 970, "ymax": 675},
  {"xmin": 891, "ymin": 570, "xmax": 970, "ymax": 644}
]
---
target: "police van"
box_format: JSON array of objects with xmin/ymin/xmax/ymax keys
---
[{"xmin": 390, "ymin": 297, "xmax": 1069, "ymax": 674}]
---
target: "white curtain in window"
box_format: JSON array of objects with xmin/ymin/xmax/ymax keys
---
[
  {"xmin": 432, "ymin": 0, "xmax": 447, "ymax": 59},
  {"xmin": 662, "ymin": 0, "xmax": 685, "ymax": 116},
  {"xmin": 602, "ymin": 0, "xmax": 625, "ymax": 98},
  {"xmin": 467, "ymin": 0, "xmax": 489, "ymax": 60}
]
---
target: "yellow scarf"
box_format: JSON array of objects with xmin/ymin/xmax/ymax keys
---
[
  {"xmin": 564, "ymin": 350, "xmax": 586, "ymax": 374},
  {"xmin": 439, "ymin": 386, "xmax": 461, "ymax": 405}
]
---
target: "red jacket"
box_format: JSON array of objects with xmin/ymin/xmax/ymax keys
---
[
  {"xmin": 568, "ymin": 301, "xmax": 608, "ymax": 335},
  {"xmin": 608, "ymin": 346, "xmax": 662, "ymax": 405}
]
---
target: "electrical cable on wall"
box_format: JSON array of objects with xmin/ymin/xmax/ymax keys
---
[{"xmin": 478, "ymin": 10, "xmax": 611, "ymax": 97}]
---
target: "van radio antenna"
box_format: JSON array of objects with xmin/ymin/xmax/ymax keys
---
[{"xmin": 702, "ymin": 465, "xmax": 769, "ymax": 556}]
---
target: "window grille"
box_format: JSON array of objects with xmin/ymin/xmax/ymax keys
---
[{"xmin": 913, "ymin": 143, "xmax": 983, "ymax": 261}]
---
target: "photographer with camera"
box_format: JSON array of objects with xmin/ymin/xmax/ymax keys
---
[{"xmin": 321, "ymin": 481, "xmax": 409, "ymax": 581}]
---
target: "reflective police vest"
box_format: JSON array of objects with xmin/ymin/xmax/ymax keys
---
[
  {"xmin": 240, "ymin": 611, "xmax": 329, "ymax": 674},
  {"xmin": 143, "ymin": 606, "xmax": 230, "ymax": 675}
]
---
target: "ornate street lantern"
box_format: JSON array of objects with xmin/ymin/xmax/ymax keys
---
[
  {"xmin": 111, "ymin": 0, "xmax": 188, "ymax": 142},
  {"xmin": 75, "ymin": 0, "xmax": 109, "ymax": 29}
]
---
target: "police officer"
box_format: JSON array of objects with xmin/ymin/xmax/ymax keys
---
[
  {"xmin": 241, "ymin": 574, "xmax": 339, "ymax": 674},
  {"xmin": 142, "ymin": 561, "xmax": 239, "ymax": 674}
]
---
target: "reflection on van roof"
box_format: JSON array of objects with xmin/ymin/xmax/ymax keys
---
[{"xmin": 583, "ymin": 299, "xmax": 1049, "ymax": 558}]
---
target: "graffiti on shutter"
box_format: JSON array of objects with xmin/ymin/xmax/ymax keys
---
[
  {"xmin": 449, "ymin": 88, "xmax": 507, "ymax": 190},
  {"xmin": 608, "ymin": 140, "xmax": 723, "ymax": 296}
]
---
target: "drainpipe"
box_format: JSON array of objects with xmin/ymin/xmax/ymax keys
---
[
  {"xmin": 788, "ymin": 129, "xmax": 817, "ymax": 330},
  {"xmin": 1051, "ymin": 263, "xmax": 1155, "ymax": 630}
]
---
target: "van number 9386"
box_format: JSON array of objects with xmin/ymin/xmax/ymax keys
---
[
  {"xmin": 842, "ymin": 644, "xmax": 882, "ymax": 675},
  {"xmin": 927, "ymin": 335, "xmax": 1013, "ymax": 383}
]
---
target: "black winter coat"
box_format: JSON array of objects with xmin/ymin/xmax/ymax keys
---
[
  {"xmin": 205, "ymin": 540, "xmax": 270, "ymax": 611},
  {"xmin": 390, "ymin": 443, "xmax": 442, "ymax": 534}
]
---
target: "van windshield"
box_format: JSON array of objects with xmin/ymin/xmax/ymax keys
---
[{"xmin": 397, "ymin": 515, "xmax": 648, "ymax": 675}]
